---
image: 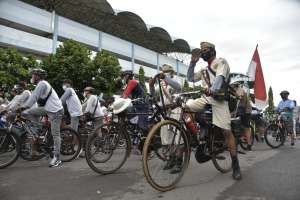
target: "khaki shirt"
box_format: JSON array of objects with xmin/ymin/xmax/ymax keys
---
[{"xmin": 192, "ymin": 57, "xmax": 230, "ymax": 88}]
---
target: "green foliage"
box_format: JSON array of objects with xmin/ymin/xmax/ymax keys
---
[
  {"xmin": 1, "ymin": 40, "xmax": 121, "ymax": 98},
  {"xmin": 138, "ymin": 66, "xmax": 147, "ymax": 93},
  {"xmin": 42, "ymin": 40, "xmax": 92, "ymax": 95},
  {"xmin": 265, "ymin": 86, "xmax": 275, "ymax": 115},
  {"xmin": 0, "ymin": 48, "xmax": 39, "ymax": 92},
  {"xmin": 182, "ymin": 79, "xmax": 192, "ymax": 92},
  {"xmin": 92, "ymin": 50, "xmax": 121, "ymax": 96},
  {"xmin": 42, "ymin": 40, "xmax": 121, "ymax": 96}
]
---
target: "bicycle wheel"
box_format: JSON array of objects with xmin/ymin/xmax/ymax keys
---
[
  {"xmin": 239, "ymin": 126, "xmax": 254, "ymax": 150},
  {"xmin": 60, "ymin": 127, "xmax": 81, "ymax": 162},
  {"xmin": 85, "ymin": 123, "xmax": 131, "ymax": 174},
  {"xmin": 264, "ymin": 123, "xmax": 285, "ymax": 148},
  {"xmin": 211, "ymin": 130, "xmax": 232, "ymax": 173},
  {"xmin": 142, "ymin": 120, "xmax": 190, "ymax": 192},
  {"xmin": 19, "ymin": 134, "xmax": 45, "ymax": 161},
  {"xmin": 0, "ymin": 129, "xmax": 20, "ymax": 169}
]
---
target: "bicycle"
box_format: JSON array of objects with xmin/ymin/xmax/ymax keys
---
[
  {"xmin": 264, "ymin": 112, "xmax": 291, "ymax": 148},
  {"xmin": 10, "ymin": 112, "xmax": 81, "ymax": 162},
  {"xmin": 142, "ymin": 90, "xmax": 238, "ymax": 191},
  {"xmin": 0, "ymin": 112, "xmax": 20, "ymax": 169},
  {"xmin": 85, "ymin": 96, "xmax": 167, "ymax": 175},
  {"xmin": 250, "ymin": 109, "xmax": 266, "ymax": 143}
]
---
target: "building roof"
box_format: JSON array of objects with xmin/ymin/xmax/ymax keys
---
[{"xmin": 21, "ymin": 0, "xmax": 191, "ymax": 53}]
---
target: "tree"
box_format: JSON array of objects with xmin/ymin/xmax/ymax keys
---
[
  {"xmin": 138, "ymin": 66, "xmax": 147, "ymax": 93},
  {"xmin": 43, "ymin": 40, "xmax": 121, "ymax": 96},
  {"xmin": 265, "ymin": 86, "xmax": 275, "ymax": 114},
  {"xmin": 92, "ymin": 50, "xmax": 121, "ymax": 96},
  {"xmin": 0, "ymin": 48, "xmax": 37, "ymax": 92},
  {"xmin": 42, "ymin": 40, "xmax": 94, "ymax": 95},
  {"xmin": 183, "ymin": 79, "xmax": 192, "ymax": 92}
]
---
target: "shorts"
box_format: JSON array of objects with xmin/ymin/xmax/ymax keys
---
[
  {"xmin": 281, "ymin": 115, "xmax": 293, "ymax": 134},
  {"xmin": 186, "ymin": 96, "xmax": 231, "ymax": 131}
]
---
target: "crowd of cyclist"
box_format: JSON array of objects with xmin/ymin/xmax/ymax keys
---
[{"xmin": 0, "ymin": 41, "xmax": 299, "ymax": 181}]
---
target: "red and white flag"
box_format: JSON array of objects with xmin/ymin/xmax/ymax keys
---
[{"xmin": 247, "ymin": 45, "xmax": 267, "ymax": 109}]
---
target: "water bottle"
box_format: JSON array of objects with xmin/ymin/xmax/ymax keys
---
[{"xmin": 183, "ymin": 113, "xmax": 198, "ymax": 134}]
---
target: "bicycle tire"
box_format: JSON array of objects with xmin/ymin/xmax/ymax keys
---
[
  {"xmin": 85, "ymin": 123, "xmax": 131, "ymax": 174},
  {"xmin": 60, "ymin": 127, "xmax": 82, "ymax": 162},
  {"xmin": 19, "ymin": 134, "xmax": 45, "ymax": 161},
  {"xmin": 264, "ymin": 123, "xmax": 285, "ymax": 149},
  {"xmin": 142, "ymin": 119, "xmax": 190, "ymax": 192},
  {"xmin": 0, "ymin": 130, "xmax": 20, "ymax": 169},
  {"xmin": 211, "ymin": 130, "xmax": 232, "ymax": 173}
]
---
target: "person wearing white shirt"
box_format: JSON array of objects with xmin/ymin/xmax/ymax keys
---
[
  {"xmin": 22, "ymin": 69, "xmax": 63, "ymax": 168},
  {"xmin": 7, "ymin": 81, "xmax": 37, "ymax": 111},
  {"xmin": 82, "ymin": 87, "xmax": 103, "ymax": 128},
  {"xmin": 60, "ymin": 79, "xmax": 82, "ymax": 132}
]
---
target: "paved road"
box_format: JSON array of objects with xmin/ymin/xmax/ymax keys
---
[{"xmin": 1, "ymin": 141, "xmax": 299, "ymax": 200}]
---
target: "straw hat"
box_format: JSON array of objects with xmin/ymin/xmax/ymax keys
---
[
  {"xmin": 112, "ymin": 98, "xmax": 132, "ymax": 114},
  {"xmin": 161, "ymin": 64, "xmax": 174, "ymax": 73}
]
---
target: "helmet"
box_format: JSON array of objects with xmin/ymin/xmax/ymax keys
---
[
  {"xmin": 84, "ymin": 86, "xmax": 95, "ymax": 93},
  {"xmin": 121, "ymin": 70, "xmax": 133, "ymax": 78},
  {"xmin": 29, "ymin": 68, "xmax": 47, "ymax": 78},
  {"xmin": 280, "ymin": 90, "xmax": 289, "ymax": 95}
]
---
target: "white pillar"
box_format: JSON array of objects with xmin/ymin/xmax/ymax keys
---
[
  {"xmin": 176, "ymin": 59, "xmax": 179, "ymax": 77},
  {"xmin": 98, "ymin": 31, "xmax": 103, "ymax": 51},
  {"xmin": 156, "ymin": 53, "xmax": 160, "ymax": 73},
  {"xmin": 131, "ymin": 43, "xmax": 135, "ymax": 72},
  {"xmin": 51, "ymin": 10, "xmax": 59, "ymax": 54}
]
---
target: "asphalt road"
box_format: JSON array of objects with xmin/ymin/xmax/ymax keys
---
[{"xmin": 1, "ymin": 140, "xmax": 300, "ymax": 200}]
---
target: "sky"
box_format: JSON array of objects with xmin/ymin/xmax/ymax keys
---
[{"xmin": 108, "ymin": 0, "xmax": 300, "ymax": 104}]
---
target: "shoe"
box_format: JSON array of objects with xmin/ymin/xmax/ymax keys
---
[
  {"xmin": 170, "ymin": 158, "xmax": 183, "ymax": 174},
  {"xmin": 49, "ymin": 156, "xmax": 62, "ymax": 168},
  {"xmin": 231, "ymin": 156, "xmax": 242, "ymax": 180},
  {"xmin": 291, "ymin": 137, "xmax": 295, "ymax": 146},
  {"xmin": 237, "ymin": 150, "xmax": 246, "ymax": 155}
]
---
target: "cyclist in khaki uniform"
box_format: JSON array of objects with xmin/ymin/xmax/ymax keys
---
[{"xmin": 186, "ymin": 42, "xmax": 242, "ymax": 180}]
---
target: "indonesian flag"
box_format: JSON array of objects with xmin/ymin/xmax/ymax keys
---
[{"xmin": 247, "ymin": 45, "xmax": 267, "ymax": 109}]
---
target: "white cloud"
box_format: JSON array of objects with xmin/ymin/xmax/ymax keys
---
[{"xmin": 108, "ymin": 0, "xmax": 300, "ymax": 104}]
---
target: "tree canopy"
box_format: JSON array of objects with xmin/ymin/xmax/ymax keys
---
[
  {"xmin": 138, "ymin": 66, "xmax": 147, "ymax": 93},
  {"xmin": 0, "ymin": 48, "xmax": 39, "ymax": 93},
  {"xmin": 1, "ymin": 40, "xmax": 122, "ymax": 98},
  {"xmin": 265, "ymin": 86, "xmax": 275, "ymax": 114},
  {"xmin": 42, "ymin": 40, "xmax": 121, "ymax": 96}
]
